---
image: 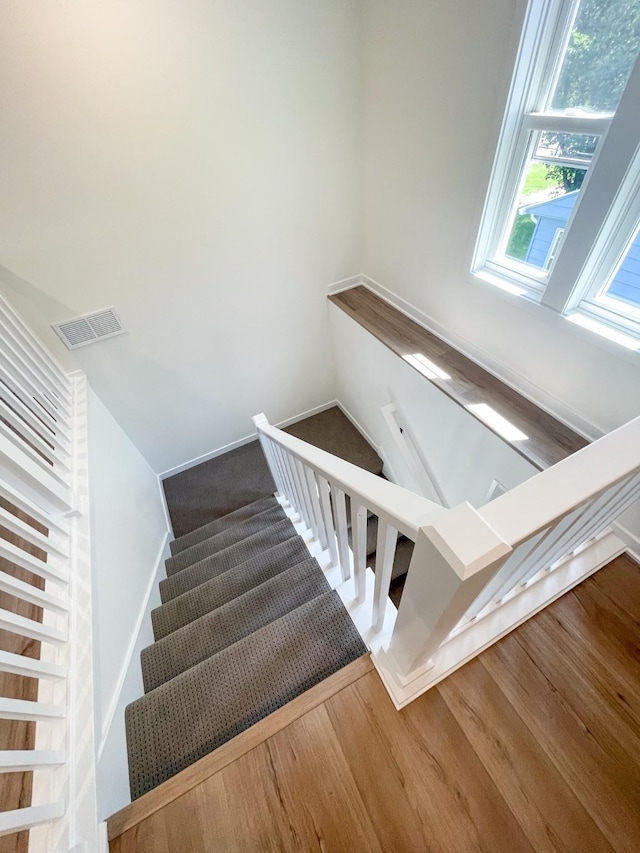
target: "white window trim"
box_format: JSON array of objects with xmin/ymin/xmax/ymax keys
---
[
  {"xmin": 544, "ymin": 226, "xmax": 564, "ymax": 271},
  {"xmin": 569, "ymin": 141, "xmax": 640, "ymax": 338},
  {"xmin": 472, "ymin": 0, "xmax": 640, "ymax": 347}
]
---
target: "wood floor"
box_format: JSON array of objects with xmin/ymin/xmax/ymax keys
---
[{"xmin": 110, "ymin": 553, "xmax": 640, "ymax": 853}]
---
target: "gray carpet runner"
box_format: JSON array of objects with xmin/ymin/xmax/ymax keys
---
[
  {"xmin": 127, "ymin": 592, "xmax": 366, "ymax": 799},
  {"xmin": 153, "ymin": 552, "xmax": 319, "ymax": 640},
  {"xmin": 127, "ymin": 494, "xmax": 367, "ymax": 801},
  {"xmin": 165, "ymin": 503, "xmax": 288, "ymax": 575},
  {"xmin": 169, "ymin": 495, "xmax": 278, "ymax": 555},
  {"xmin": 159, "ymin": 521, "xmax": 304, "ymax": 602},
  {"xmin": 142, "ymin": 562, "xmax": 332, "ymax": 692}
]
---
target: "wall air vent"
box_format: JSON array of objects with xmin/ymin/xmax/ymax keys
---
[{"xmin": 52, "ymin": 308, "xmax": 127, "ymax": 350}]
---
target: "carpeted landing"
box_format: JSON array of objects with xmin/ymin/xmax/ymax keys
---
[{"xmin": 125, "ymin": 496, "xmax": 366, "ymax": 800}]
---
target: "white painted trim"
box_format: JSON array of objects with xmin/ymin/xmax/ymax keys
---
[
  {"xmin": 159, "ymin": 400, "xmax": 341, "ymax": 479},
  {"xmin": 96, "ymin": 531, "xmax": 169, "ymax": 760},
  {"xmin": 356, "ymin": 274, "xmax": 602, "ymax": 442},
  {"xmin": 374, "ymin": 530, "xmax": 625, "ymax": 708},
  {"xmin": 612, "ymin": 519, "xmax": 640, "ymax": 563},
  {"xmin": 156, "ymin": 472, "xmax": 174, "ymax": 539},
  {"xmin": 98, "ymin": 820, "xmax": 110, "ymax": 853},
  {"xmin": 327, "ymin": 274, "xmax": 366, "ymax": 295}
]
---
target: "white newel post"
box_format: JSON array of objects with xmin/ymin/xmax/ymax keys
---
[{"xmin": 384, "ymin": 502, "xmax": 512, "ymax": 677}]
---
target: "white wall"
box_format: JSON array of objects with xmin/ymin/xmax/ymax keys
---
[
  {"xmin": 330, "ymin": 305, "xmax": 537, "ymax": 508},
  {"xmin": 0, "ymin": 0, "xmax": 361, "ymax": 473},
  {"xmin": 360, "ymin": 0, "xmax": 640, "ymax": 438},
  {"xmin": 88, "ymin": 388, "xmax": 169, "ymax": 814}
]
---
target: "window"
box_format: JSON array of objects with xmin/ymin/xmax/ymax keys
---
[{"xmin": 473, "ymin": 0, "xmax": 640, "ymax": 346}]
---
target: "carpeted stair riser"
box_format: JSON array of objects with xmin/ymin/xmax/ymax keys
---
[
  {"xmin": 127, "ymin": 591, "xmax": 367, "ymax": 799},
  {"xmin": 152, "ymin": 553, "xmax": 320, "ymax": 640},
  {"xmin": 169, "ymin": 496, "xmax": 279, "ymax": 555},
  {"xmin": 159, "ymin": 527, "xmax": 307, "ymax": 603},
  {"xmin": 141, "ymin": 561, "xmax": 331, "ymax": 693},
  {"xmin": 165, "ymin": 504, "xmax": 288, "ymax": 576}
]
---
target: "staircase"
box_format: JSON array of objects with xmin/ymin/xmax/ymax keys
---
[{"xmin": 125, "ymin": 408, "xmax": 382, "ymax": 800}]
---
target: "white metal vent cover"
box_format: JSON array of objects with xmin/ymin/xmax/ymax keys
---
[{"xmin": 52, "ymin": 308, "xmax": 127, "ymax": 350}]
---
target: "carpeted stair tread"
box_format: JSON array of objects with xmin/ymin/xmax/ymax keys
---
[
  {"xmin": 153, "ymin": 552, "xmax": 319, "ymax": 640},
  {"xmin": 169, "ymin": 496, "xmax": 279, "ymax": 555},
  {"xmin": 165, "ymin": 504, "xmax": 288, "ymax": 576},
  {"xmin": 370, "ymin": 536, "xmax": 415, "ymax": 581},
  {"xmin": 284, "ymin": 406, "xmax": 383, "ymax": 476},
  {"xmin": 126, "ymin": 591, "xmax": 367, "ymax": 799},
  {"xmin": 141, "ymin": 561, "xmax": 331, "ymax": 692},
  {"xmin": 160, "ymin": 524, "xmax": 306, "ymax": 603}
]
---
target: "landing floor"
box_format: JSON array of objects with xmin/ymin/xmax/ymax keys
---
[{"xmin": 110, "ymin": 554, "xmax": 640, "ymax": 852}]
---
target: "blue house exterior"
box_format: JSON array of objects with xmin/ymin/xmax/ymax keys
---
[{"xmin": 522, "ymin": 192, "xmax": 640, "ymax": 308}]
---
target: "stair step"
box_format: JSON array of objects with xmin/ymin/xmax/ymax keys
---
[
  {"xmin": 169, "ymin": 496, "xmax": 279, "ymax": 556},
  {"xmin": 159, "ymin": 524, "xmax": 306, "ymax": 603},
  {"xmin": 126, "ymin": 591, "xmax": 367, "ymax": 800},
  {"xmin": 284, "ymin": 406, "xmax": 383, "ymax": 476},
  {"xmin": 142, "ymin": 561, "xmax": 331, "ymax": 692},
  {"xmin": 153, "ymin": 551, "xmax": 318, "ymax": 640},
  {"xmin": 370, "ymin": 536, "xmax": 415, "ymax": 581},
  {"xmin": 165, "ymin": 504, "xmax": 288, "ymax": 576},
  {"xmin": 347, "ymin": 514, "xmax": 412, "ymax": 578}
]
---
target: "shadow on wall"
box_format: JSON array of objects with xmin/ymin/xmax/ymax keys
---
[{"xmin": 0, "ymin": 263, "xmax": 78, "ymax": 371}]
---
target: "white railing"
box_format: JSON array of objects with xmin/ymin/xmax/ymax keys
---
[
  {"xmin": 253, "ymin": 413, "xmax": 443, "ymax": 633},
  {"xmin": 0, "ymin": 294, "xmax": 98, "ymax": 851},
  {"xmin": 253, "ymin": 410, "xmax": 640, "ymax": 708}
]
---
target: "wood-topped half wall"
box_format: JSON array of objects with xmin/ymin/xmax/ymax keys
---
[{"xmin": 330, "ymin": 286, "xmax": 588, "ymax": 471}]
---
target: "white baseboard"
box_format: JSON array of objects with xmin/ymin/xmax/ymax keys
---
[
  {"xmin": 353, "ymin": 274, "xmax": 602, "ymax": 444},
  {"xmin": 159, "ymin": 400, "xmax": 340, "ymax": 480},
  {"xmin": 327, "ymin": 274, "xmax": 365, "ymax": 295},
  {"xmin": 96, "ymin": 531, "xmax": 169, "ymax": 759},
  {"xmin": 157, "ymin": 470, "xmax": 174, "ymax": 538},
  {"xmin": 612, "ymin": 520, "xmax": 640, "ymax": 563},
  {"xmin": 98, "ymin": 821, "xmax": 109, "ymax": 853}
]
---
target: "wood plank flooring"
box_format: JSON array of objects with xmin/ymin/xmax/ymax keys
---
[
  {"xmin": 330, "ymin": 286, "xmax": 588, "ymax": 470},
  {"xmin": 110, "ymin": 553, "xmax": 640, "ymax": 853}
]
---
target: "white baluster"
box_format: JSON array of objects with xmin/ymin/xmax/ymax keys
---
[
  {"xmin": 332, "ymin": 486, "xmax": 351, "ymax": 582},
  {"xmin": 350, "ymin": 500, "xmax": 368, "ymax": 604},
  {"xmin": 282, "ymin": 448, "xmax": 305, "ymax": 521},
  {"xmin": 292, "ymin": 457, "xmax": 313, "ymax": 532},
  {"xmin": 304, "ymin": 466, "xmax": 328, "ymax": 550},
  {"xmin": 273, "ymin": 444, "xmax": 296, "ymax": 510},
  {"xmin": 258, "ymin": 435, "xmax": 285, "ymax": 501},
  {"xmin": 372, "ymin": 521, "xmax": 398, "ymax": 631},
  {"xmin": 317, "ymin": 475, "xmax": 339, "ymax": 567}
]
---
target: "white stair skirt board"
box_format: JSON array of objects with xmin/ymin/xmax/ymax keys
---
[
  {"xmin": 373, "ymin": 529, "xmax": 625, "ymax": 709},
  {"xmin": 612, "ymin": 519, "xmax": 640, "ymax": 563}
]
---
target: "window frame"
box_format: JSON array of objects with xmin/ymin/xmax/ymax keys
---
[{"xmin": 472, "ymin": 0, "xmax": 640, "ymax": 347}]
